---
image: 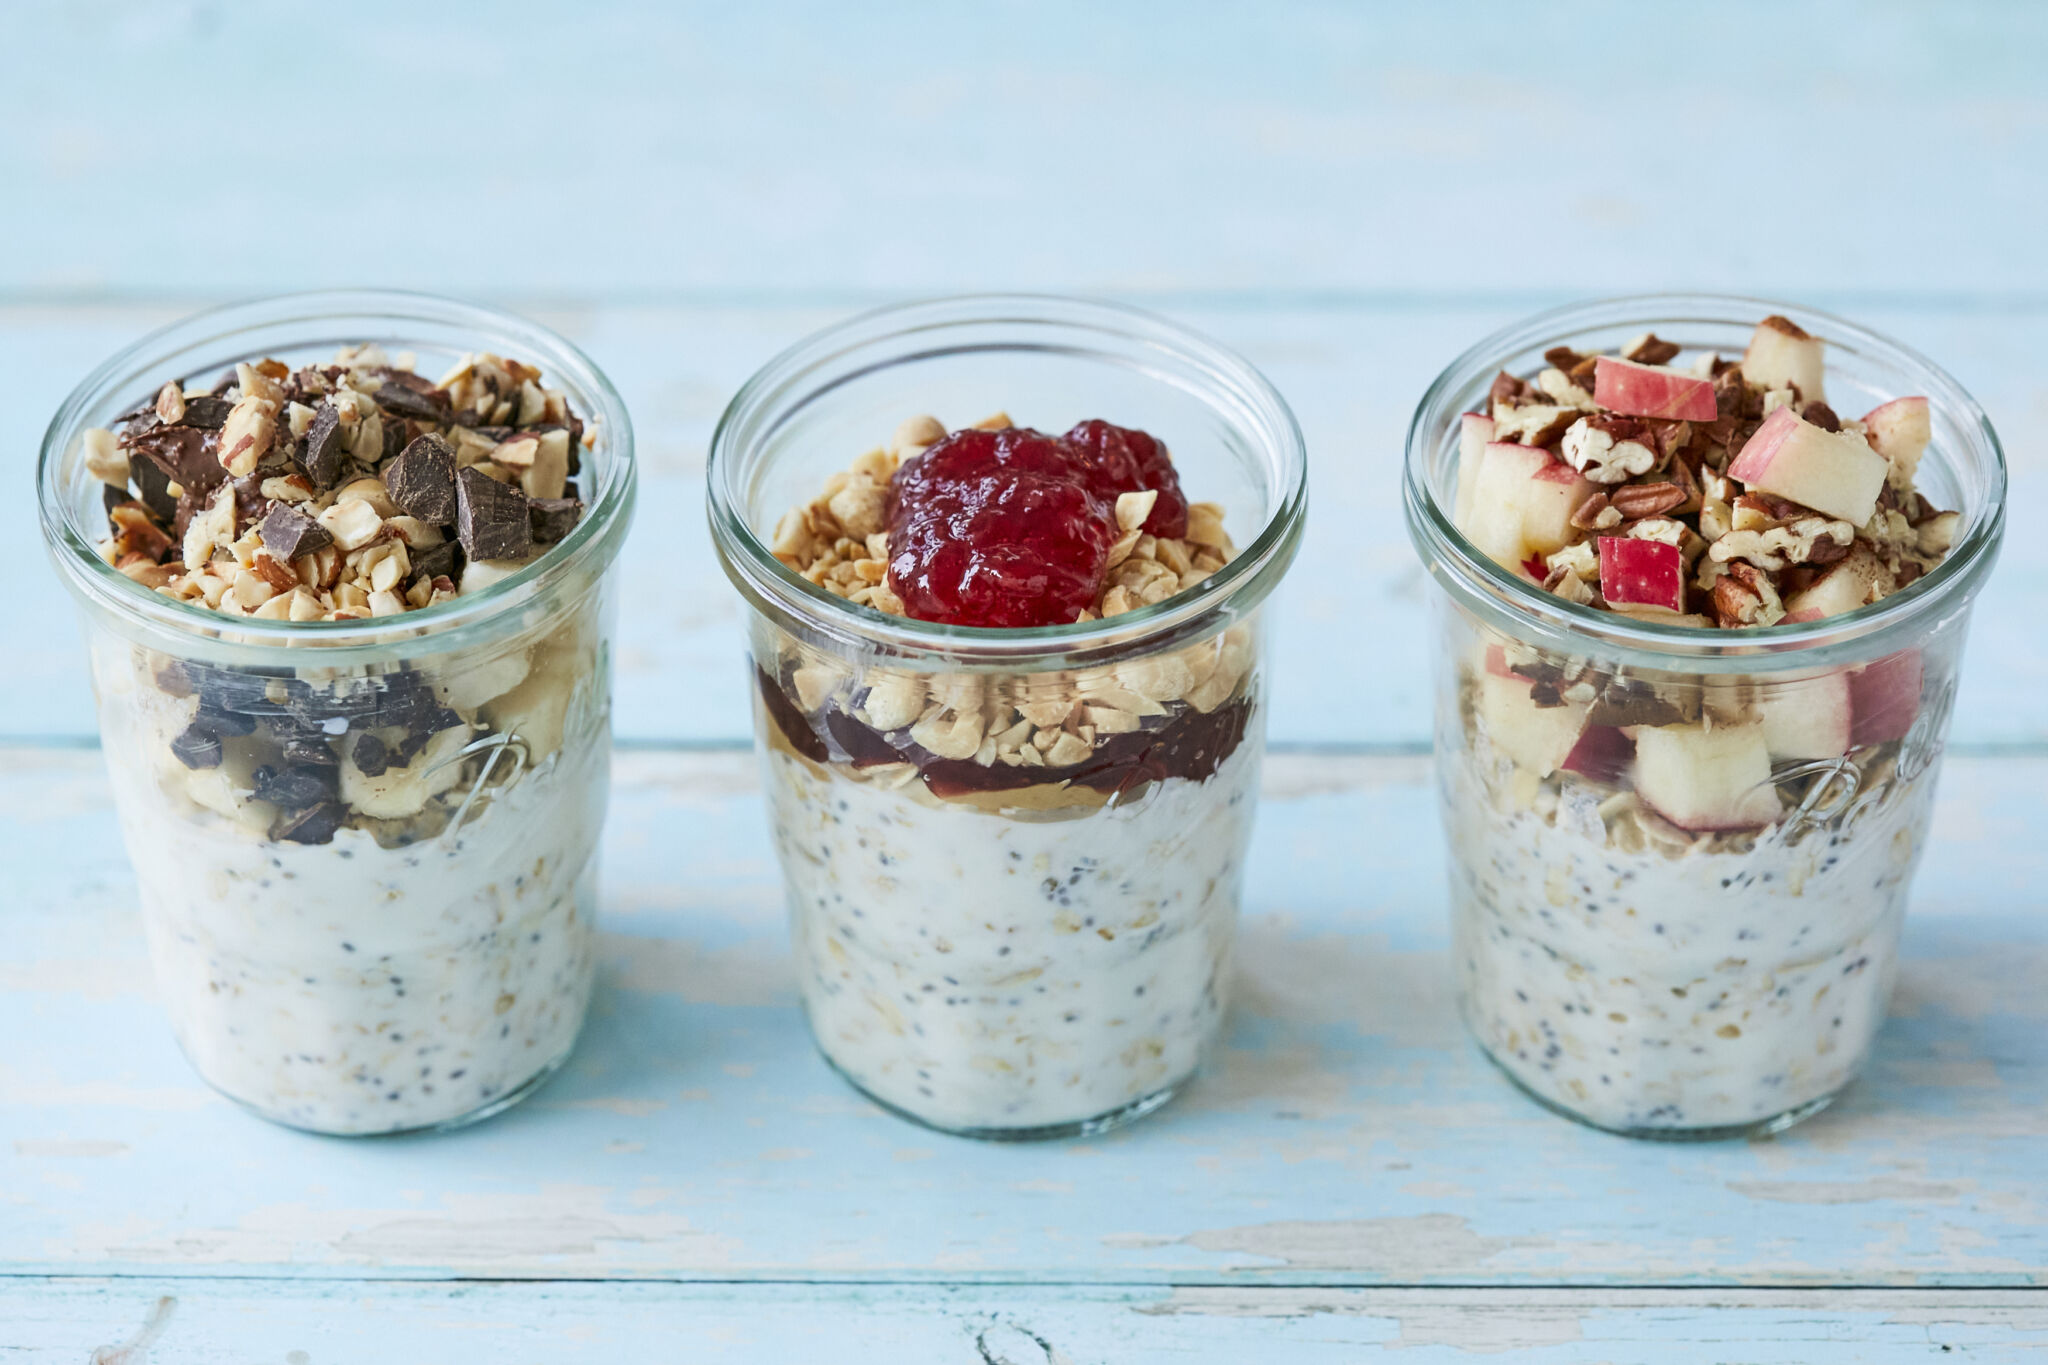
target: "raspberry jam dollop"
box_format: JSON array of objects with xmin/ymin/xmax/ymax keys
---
[{"xmin": 886, "ymin": 422, "xmax": 1186, "ymax": 628}]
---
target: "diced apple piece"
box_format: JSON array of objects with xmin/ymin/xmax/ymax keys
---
[
  {"xmin": 1861, "ymin": 395, "xmax": 1930, "ymax": 488},
  {"xmin": 1760, "ymin": 671, "xmax": 1852, "ymax": 761},
  {"xmin": 1849, "ymin": 649, "xmax": 1923, "ymax": 747},
  {"xmin": 1633, "ymin": 720, "xmax": 1782, "ymax": 831},
  {"xmin": 1562, "ymin": 725, "xmax": 1634, "ymax": 784},
  {"xmin": 1476, "ymin": 660, "xmax": 1590, "ymax": 778},
  {"xmin": 1727, "ymin": 405, "xmax": 1887, "ymax": 526},
  {"xmin": 1597, "ymin": 537, "xmax": 1685, "ymax": 613},
  {"xmin": 1462, "ymin": 441, "xmax": 1593, "ymax": 568},
  {"xmin": 1451, "ymin": 412, "xmax": 1497, "ymax": 527},
  {"xmin": 1742, "ymin": 314, "xmax": 1827, "ymax": 402},
  {"xmin": 1782, "ymin": 541, "xmax": 1894, "ymax": 622},
  {"xmin": 1592, "ymin": 355, "xmax": 1718, "ymax": 421}
]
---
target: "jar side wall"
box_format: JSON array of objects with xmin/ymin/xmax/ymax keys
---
[
  {"xmin": 748, "ymin": 605, "xmax": 1269, "ymax": 1134},
  {"xmin": 1430, "ymin": 583, "xmax": 1956, "ymax": 1135},
  {"xmin": 88, "ymin": 559, "xmax": 620, "ymax": 1135}
]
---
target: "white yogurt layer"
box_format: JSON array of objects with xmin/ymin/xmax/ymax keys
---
[
  {"xmin": 766, "ymin": 739, "xmax": 1260, "ymax": 1135},
  {"xmin": 111, "ymin": 738, "xmax": 605, "ymax": 1134},
  {"xmin": 1446, "ymin": 755, "xmax": 1934, "ymax": 1133}
]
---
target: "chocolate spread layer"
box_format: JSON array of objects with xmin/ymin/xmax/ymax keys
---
[{"xmin": 757, "ymin": 665, "xmax": 1250, "ymax": 800}]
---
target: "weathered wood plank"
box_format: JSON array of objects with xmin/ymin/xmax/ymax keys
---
[
  {"xmin": 3, "ymin": 2, "xmax": 2045, "ymax": 300},
  {"xmin": 13, "ymin": 302, "xmax": 2047, "ymax": 745},
  {"xmin": 7, "ymin": 1281, "xmax": 2047, "ymax": 1361},
  {"xmin": 5, "ymin": 748, "xmax": 2043, "ymax": 1286}
]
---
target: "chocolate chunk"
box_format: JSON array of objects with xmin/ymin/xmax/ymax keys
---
[
  {"xmin": 282, "ymin": 737, "xmax": 337, "ymax": 767},
  {"xmin": 371, "ymin": 371, "xmax": 452, "ymax": 423},
  {"xmin": 258, "ymin": 502, "xmax": 333, "ymax": 561},
  {"xmin": 180, "ymin": 395, "xmax": 233, "ymax": 430},
  {"xmin": 251, "ymin": 762, "xmax": 338, "ymax": 810},
  {"xmin": 455, "ymin": 466, "xmax": 531, "ymax": 561},
  {"xmin": 351, "ymin": 731, "xmax": 393, "ymax": 777},
  {"xmin": 385, "ymin": 434, "xmax": 458, "ymax": 523},
  {"xmin": 527, "ymin": 496, "xmax": 583, "ymax": 543},
  {"xmin": 170, "ymin": 722, "xmax": 223, "ymax": 770},
  {"xmin": 407, "ymin": 539, "xmax": 461, "ymax": 587},
  {"xmin": 122, "ymin": 420, "xmax": 222, "ymax": 498},
  {"xmin": 231, "ymin": 476, "xmax": 271, "ymax": 535},
  {"xmin": 271, "ymin": 801, "xmax": 345, "ymax": 845},
  {"xmin": 298, "ymin": 404, "xmax": 346, "ymax": 489},
  {"xmin": 195, "ymin": 701, "xmax": 256, "ymax": 737},
  {"xmin": 130, "ymin": 454, "xmax": 178, "ymax": 523},
  {"xmin": 102, "ymin": 482, "xmax": 129, "ymax": 516}
]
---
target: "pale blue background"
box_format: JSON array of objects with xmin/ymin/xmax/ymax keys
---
[{"xmin": 4, "ymin": 2, "xmax": 2045, "ymax": 1360}]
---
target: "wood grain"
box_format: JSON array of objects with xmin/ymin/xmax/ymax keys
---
[{"xmin": 5, "ymin": 748, "xmax": 2042, "ymax": 1287}]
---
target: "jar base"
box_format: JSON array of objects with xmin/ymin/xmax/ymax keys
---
[
  {"xmin": 1476, "ymin": 1040, "xmax": 1842, "ymax": 1142},
  {"xmin": 818, "ymin": 1048, "xmax": 1184, "ymax": 1142},
  {"xmin": 191, "ymin": 1045, "xmax": 576, "ymax": 1139}
]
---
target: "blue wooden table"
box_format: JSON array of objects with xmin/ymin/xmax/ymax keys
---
[{"xmin": 5, "ymin": 4, "xmax": 2046, "ymax": 1359}]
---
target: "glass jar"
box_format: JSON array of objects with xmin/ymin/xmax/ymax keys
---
[
  {"xmin": 709, "ymin": 295, "xmax": 1308, "ymax": 1139},
  {"xmin": 1404, "ymin": 295, "xmax": 2006, "ymax": 1139},
  {"xmin": 37, "ymin": 291, "xmax": 637, "ymax": 1135}
]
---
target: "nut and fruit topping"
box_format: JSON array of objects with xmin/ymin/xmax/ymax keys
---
[
  {"xmin": 1454, "ymin": 319, "xmax": 1954, "ymax": 628},
  {"xmin": 85, "ymin": 345, "xmax": 592, "ymax": 620},
  {"xmin": 761, "ymin": 414, "xmax": 1251, "ymax": 802}
]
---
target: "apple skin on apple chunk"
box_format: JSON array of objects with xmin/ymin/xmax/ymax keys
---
[
  {"xmin": 1476, "ymin": 644, "xmax": 1589, "ymax": 777},
  {"xmin": 1593, "ymin": 355, "xmax": 1718, "ymax": 422},
  {"xmin": 1597, "ymin": 536, "xmax": 1686, "ymax": 613},
  {"xmin": 1861, "ymin": 395, "xmax": 1931, "ymax": 488},
  {"xmin": 1727, "ymin": 405, "xmax": 1888, "ymax": 526}
]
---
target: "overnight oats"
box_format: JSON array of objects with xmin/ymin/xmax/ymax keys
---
[
  {"xmin": 710, "ymin": 297, "xmax": 1306, "ymax": 1139},
  {"xmin": 37, "ymin": 292, "xmax": 635, "ymax": 1135},
  {"xmin": 1404, "ymin": 298, "xmax": 2005, "ymax": 1139}
]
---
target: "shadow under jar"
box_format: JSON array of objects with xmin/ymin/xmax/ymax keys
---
[
  {"xmin": 1404, "ymin": 295, "xmax": 2006, "ymax": 1140},
  {"xmin": 710, "ymin": 296, "xmax": 1307, "ymax": 1140},
  {"xmin": 37, "ymin": 291, "xmax": 636, "ymax": 1136}
]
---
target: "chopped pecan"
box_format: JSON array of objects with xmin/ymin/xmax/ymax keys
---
[
  {"xmin": 1801, "ymin": 400, "xmax": 1841, "ymax": 432},
  {"xmin": 1623, "ymin": 333, "xmax": 1682, "ymax": 366},
  {"xmin": 1543, "ymin": 346, "xmax": 1585, "ymax": 371},
  {"xmin": 1709, "ymin": 560, "xmax": 1785, "ymax": 628},
  {"xmin": 1609, "ymin": 481, "xmax": 1688, "ymax": 520},
  {"xmin": 1489, "ymin": 370, "xmax": 1533, "ymax": 405},
  {"xmin": 1561, "ymin": 415, "xmax": 1656, "ymax": 483},
  {"xmin": 1570, "ymin": 491, "xmax": 1620, "ymax": 531}
]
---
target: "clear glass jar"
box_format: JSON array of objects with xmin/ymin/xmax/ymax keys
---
[
  {"xmin": 1404, "ymin": 295, "xmax": 2006, "ymax": 1140},
  {"xmin": 709, "ymin": 295, "xmax": 1308, "ymax": 1139},
  {"xmin": 36, "ymin": 291, "xmax": 637, "ymax": 1135}
]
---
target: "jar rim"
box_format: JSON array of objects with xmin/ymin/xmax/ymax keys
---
[
  {"xmin": 1403, "ymin": 292, "xmax": 2007, "ymax": 667},
  {"xmin": 706, "ymin": 293, "xmax": 1309, "ymax": 666},
  {"xmin": 37, "ymin": 289, "xmax": 637, "ymax": 662}
]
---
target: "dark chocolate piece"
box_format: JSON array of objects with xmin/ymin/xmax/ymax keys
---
[
  {"xmin": 121, "ymin": 420, "xmax": 222, "ymax": 498},
  {"xmin": 282, "ymin": 737, "xmax": 337, "ymax": 768},
  {"xmin": 455, "ymin": 466, "xmax": 531, "ymax": 561},
  {"xmin": 102, "ymin": 482, "xmax": 128, "ymax": 516},
  {"xmin": 258, "ymin": 502, "xmax": 333, "ymax": 561},
  {"xmin": 385, "ymin": 434, "xmax": 458, "ymax": 524},
  {"xmin": 407, "ymin": 539, "xmax": 462, "ymax": 587},
  {"xmin": 251, "ymin": 762, "xmax": 339, "ymax": 810},
  {"xmin": 170, "ymin": 722, "xmax": 223, "ymax": 770},
  {"xmin": 371, "ymin": 370, "xmax": 452, "ymax": 423},
  {"xmin": 271, "ymin": 802, "xmax": 345, "ymax": 845},
  {"xmin": 351, "ymin": 732, "xmax": 393, "ymax": 777},
  {"xmin": 299, "ymin": 404, "xmax": 346, "ymax": 489},
  {"xmin": 527, "ymin": 496, "xmax": 583, "ymax": 543},
  {"xmin": 180, "ymin": 395, "xmax": 233, "ymax": 430},
  {"xmin": 130, "ymin": 454, "xmax": 178, "ymax": 523}
]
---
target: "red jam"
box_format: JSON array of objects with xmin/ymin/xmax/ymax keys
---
[{"xmin": 885, "ymin": 421, "xmax": 1186, "ymax": 628}]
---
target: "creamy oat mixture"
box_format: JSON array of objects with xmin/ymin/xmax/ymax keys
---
[
  {"xmin": 757, "ymin": 412, "xmax": 1260, "ymax": 1134},
  {"xmin": 80, "ymin": 346, "xmax": 608, "ymax": 1132},
  {"xmin": 1446, "ymin": 317, "xmax": 1958, "ymax": 1134}
]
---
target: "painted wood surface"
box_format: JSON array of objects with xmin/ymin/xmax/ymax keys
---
[
  {"xmin": 6, "ymin": 0, "xmax": 2047, "ymax": 1354},
  {"xmin": 11, "ymin": 1283, "xmax": 2048, "ymax": 1362},
  {"xmin": 7, "ymin": 748, "xmax": 2045, "ymax": 1290}
]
